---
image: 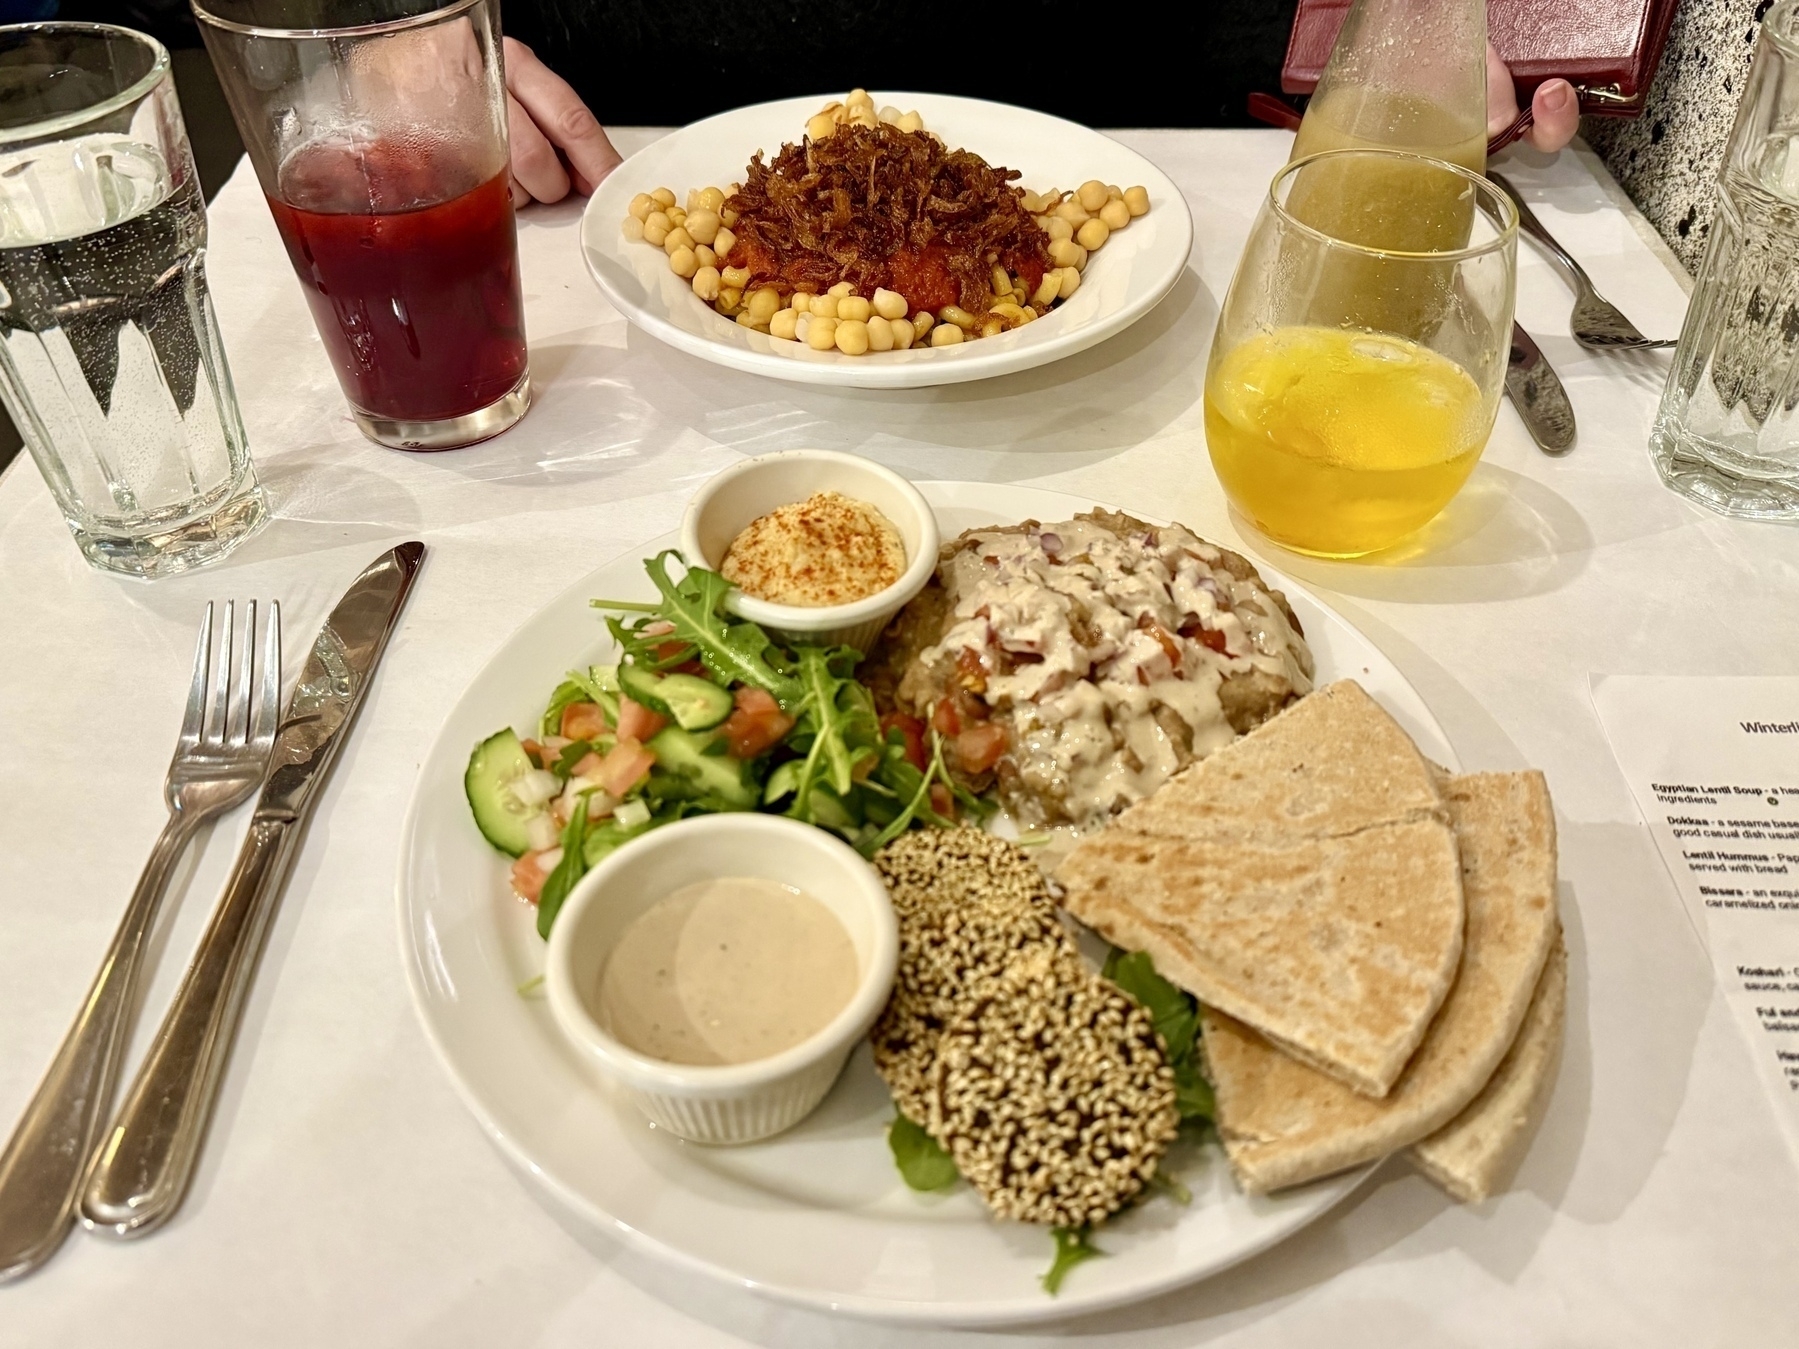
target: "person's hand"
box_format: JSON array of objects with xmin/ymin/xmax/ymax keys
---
[
  {"xmin": 1487, "ymin": 42, "xmax": 1580, "ymax": 154},
  {"xmin": 503, "ymin": 37, "xmax": 621, "ymax": 206}
]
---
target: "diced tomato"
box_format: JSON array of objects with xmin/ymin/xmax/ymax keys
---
[
  {"xmin": 880, "ymin": 711, "xmax": 929, "ymax": 773},
  {"xmin": 596, "ymin": 736, "xmax": 657, "ymax": 797},
  {"xmin": 571, "ymin": 751, "xmax": 605, "ymax": 778},
  {"xmin": 653, "ymin": 640, "xmax": 691, "ymax": 663},
  {"xmin": 1139, "ymin": 618, "xmax": 1182, "ymax": 668},
  {"xmin": 953, "ymin": 721, "xmax": 1009, "ymax": 774},
  {"xmin": 721, "ymin": 685, "xmax": 795, "ymax": 760},
  {"xmin": 510, "ymin": 852, "xmax": 552, "ymax": 903},
  {"xmin": 669, "ymin": 659, "xmax": 707, "ymax": 677},
  {"xmin": 928, "ymin": 782, "xmax": 957, "ymax": 821},
  {"xmin": 616, "ymin": 696, "xmax": 667, "ymax": 743},
  {"xmin": 931, "ymin": 698, "xmax": 962, "ymax": 737},
  {"xmin": 560, "ymin": 701, "xmax": 609, "ymax": 742},
  {"xmin": 1182, "ymin": 624, "xmax": 1228, "ymax": 654}
]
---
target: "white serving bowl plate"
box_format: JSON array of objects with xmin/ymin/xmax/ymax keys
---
[
  {"xmin": 679, "ymin": 448, "xmax": 939, "ymax": 652},
  {"xmin": 544, "ymin": 813, "xmax": 898, "ymax": 1145}
]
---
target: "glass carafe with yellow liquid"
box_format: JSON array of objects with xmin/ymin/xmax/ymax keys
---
[{"xmin": 1205, "ymin": 0, "xmax": 1515, "ymax": 557}]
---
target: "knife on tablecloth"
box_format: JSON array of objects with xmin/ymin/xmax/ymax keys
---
[
  {"xmin": 1506, "ymin": 321, "xmax": 1577, "ymax": 455},
  {"xmin": 80, "ymin": 541, "xmax": 425, "ymax": 1238}
]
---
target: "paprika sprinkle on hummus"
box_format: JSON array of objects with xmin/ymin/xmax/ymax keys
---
[{"xmin": 722, "ymin": 491, "xmax": 907, "ymax": 607}]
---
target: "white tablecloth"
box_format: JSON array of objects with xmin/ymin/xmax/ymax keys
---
[{"xmin": 3, "ymin": 127, "xmax": 1796, "ymax": 1346}]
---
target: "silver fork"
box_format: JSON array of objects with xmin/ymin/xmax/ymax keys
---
[
  {"xmin": 1490, "ymin": 171, "xmax": 1678, "ymax": 352},
  {"xmin": 0, "ymin": 600, "xmax": 280, "ymax": 1283}
]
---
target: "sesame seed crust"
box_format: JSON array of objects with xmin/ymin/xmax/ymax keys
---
[{"xmin": 870, "ymin": 828, "xmax": 1180, "ymax": 1227}]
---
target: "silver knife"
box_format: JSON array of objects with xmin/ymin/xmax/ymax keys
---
[
  {"xmin": 79, "ymin": 542, "xmax": 425, "ymax": 1238},
  {"xmin": 1506, "ymin": 321, "xmax": 1577, "ymax": 456}
]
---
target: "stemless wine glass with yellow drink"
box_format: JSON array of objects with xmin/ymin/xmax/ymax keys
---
[{"xmin": 1204, "ymin": 0, "xmax": 1516, "ymax": 558}]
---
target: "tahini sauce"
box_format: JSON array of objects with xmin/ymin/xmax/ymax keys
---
[{"xmin": 596, "ymin": 877, "xmax": 859, "ymax": 1066}]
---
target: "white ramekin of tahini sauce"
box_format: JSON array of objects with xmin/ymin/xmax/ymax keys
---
[{"xmin": 545, "ymin": 814, "xmax": 898, "ymax": 1145}]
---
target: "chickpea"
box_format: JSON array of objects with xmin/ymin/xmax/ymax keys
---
[
  {"xmin": 828, "ymin": 281, "xmax": 854, "ymax": 298},
  {"xmin": 718, "ymin": 286, "xmax": 743, "ymax": 312},
  {"xmin": 721, "ymin": 265, "xmax": 752, "ymax": 289},
  {"xmin": 866, "ymin": 314, "xmax": 895, "ymax": 351},
  {"xmin": 890, "ymin": 316, "xmax": 916, "ymax": 349},
  {"xmin": 1054, "ymin": 198, "xmax": 1090, "ymax": 226},
  {"xmin": 806, "ymin": 316, "xmax": 839, "ymax": 350},
  {"xmin": 621, "ymin": 215, "xmax": 645, "ymax": 242},
  {"xmin": 650, "ymin": 187, "xmax": 676, "ymax": 209},
  {"xmin": 911, "ymin": 310, "xmax": 934, "ymax": 337},
  {"xmin": 806, "ymin": 112, "xmax": 837, "ymax": 140},
  {"xmin": 897, "ymin": 110, "xmax": 923, "ymax": 133},
  {"xmin": 930, "ymin": 323, "xmax": 965, "ymax": 346},
  {"xmin": 872, "ymin": 288, "xmax": 908, "ymax": 320},
  {"xmin": 736, "ymin": 310, "xmax": 769, "ymax": 329},
  {"xmin": 713, "ymin": 227, "xmax": 737, "ymax": 260},
  {"xmin": 720, "ymin": 206, "xmax": 739, "ymax": 228},
  {"xmin": 1046, "ymin": 216, "xmax": 1074, "ymax": 243},
  {"xmin": 643, "ymin": 211, "xmax": 671, "ymax": 246},
  {"xmin": 697, "ymin": 186, "xmax": 727, "ymax": 213},
  {"xmin": 879, "ymin": 105, "xmax": 903, "ymax": 125},
  {"xmin": 770, "ymin": 308, "xmax": 800, "ymax": 340},
  {"xmin": 1020, "ymin": 190, "xmax": 1044, "ymax": 214},
  {"xmin": 1124, "ymin": 185, "xmax": 1150, "ymax": 217},
  {"xmin": 666, "ymin": 206, "xmax": 686, "ymax": 229},
  {"xmin": 838, "ymin": 295, "xmax": 872, "ymax": 323},
  {"xmin": 685, "ymin": 188, "xmax": 701, "ymax": 213},
  {"xmin": 810, "ymin": 293, "xmax": 839, "ymax": 319},
  {"xmin": 938, "ymin": 305, "xmax": 978, "ymax": 330},
  {"xmin": 1030, "ymin": 271, "xmax": 1061, "ymax": 308},
  {"xmin": 1099, "ymin": 199, "xmax": 1131, "ymax": 231},
  {"xmin": 1076, "ymin": 218, "xmax": 1110, "ymax": 251},
  {"xmin": 692, "ymin": 266, "xmax": 721, "ymax": 301},
  {"xmin": 847, "ymin": 87, "xmax": 872, "ymax": 107},
  {"xmin": 663, "ymin": 226, "xmax": 694, "ymax": 255},
  {"xmin": 851, "ymin": 109, "xmax": 879, "ymax": 129},
  {"xmin": 790, "ymin": 291, "xmax": 815, "ymax": 316},
  {"xmin": 1048, "ymin": 237, "xmax": 1085, "ymax": 269},
  {"xmin": 668, "ymin": 245, "xmax": 699, "ymax": 279},
  {"xmin": 685, "ymin": 209, "xmax": 721, "ymax": 245},
  {"xmin": 835, "ymin": 318, "xmax": 871, "ymax": 355},
  {"xmin": 1077, "ymin": 180, "xmax": 1108, "ymax": 212},
  {"xmin": 1058, "ymin": 266, "xmax": 1081, "ymax": 300},
  {"xmin": 747, "ymin": 287, "xmax": 782, "ymax": 322},
  {"xmin": 628, "ymin": 192, "xmax": 655, "ymax": 221},
  {"xmin": 695, "ymin": 244, "xmax": 717, "ymax": 270}
]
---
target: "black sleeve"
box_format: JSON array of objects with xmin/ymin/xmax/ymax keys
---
[{"xmin": 504, "ymin": 0, "xmax": 1298, "ymax": 128}]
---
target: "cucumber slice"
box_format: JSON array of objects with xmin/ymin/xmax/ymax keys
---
[
  {"xmin": 618, "ymin": 661, "xmax": 670, "ymax": 714},
  {"xmin": 654, "ymin": 673, "xmax": 734, "ymax": 731},
  {"xmin": 648, "ymin": 726, "xmax": 757, "ymax": 809},
  {"xmin": 465, "ymin": 728, "xmax": 542, "ymax": 857}
]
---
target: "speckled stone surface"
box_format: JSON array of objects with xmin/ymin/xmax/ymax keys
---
[{"xmin": 1586, "ymin": 0, "xmax": 1775, "ymax": 273}]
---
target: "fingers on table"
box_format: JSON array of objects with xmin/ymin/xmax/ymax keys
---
[
  {"xmin": 501, "ymin": 37, "xmax": 622, "ymax": 203},
  {"xmin": 506, "ymin": 91, "xmax": 569, "ymax": 206}
]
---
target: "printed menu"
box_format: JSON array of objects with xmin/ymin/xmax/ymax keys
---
[{"xmin": 1592, "ymin": 675, "xmax": 1799, "ymax": 1167}]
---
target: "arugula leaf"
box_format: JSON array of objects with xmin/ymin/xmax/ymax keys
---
[
  {"xmin": 554, "ymin": 739, "xmax": 597, "ymax": 778},
  {"xmin": 541, "ymin": 679, "xmax": 589, "ymax": 738},
  {"xmin": 594, "ymin": 553, "xmax": 800, "ymax": 702},
  {"xmin": 1041, "ymin": 1226, "xmax": 1105, "ymax": 1295},
  {"xmin": 1103, "ymin": 949, "xmax": 1214, "ymax": 1123},
  {"xmin": 887, "ymin": 1114, "xmax": 960, "ymax": 1192},
  {"xmin": 536, "ymin": 800, "xmax": 594, "ymax": 939}
]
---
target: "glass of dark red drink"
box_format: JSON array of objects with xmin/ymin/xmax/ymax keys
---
[{"xmin": 193, "ymin": 0, "xmax": 529, "ymax": 449}]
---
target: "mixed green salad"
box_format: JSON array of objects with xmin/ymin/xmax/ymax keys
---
[{"xmin": 464, "ymin": 551, "xmax": 981, "ymax": 939}]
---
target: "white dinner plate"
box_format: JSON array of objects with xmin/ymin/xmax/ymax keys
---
[
  {"xmin": 581, "ymin": 94, "xmax": 1194, "ymax": 389},
  {"xmin": 397, "ymin": 482, "xmax": 1458, "ymax": 1327}
]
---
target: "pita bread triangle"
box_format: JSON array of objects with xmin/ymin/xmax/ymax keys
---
[
  {"xmin": 1410, "ymin": 929, "xmax": 1567, "ymax": 1203},
  {"xmin": 1059, "ymin": 681, "xmax": 1463, "ymax": 1098},
  {"xmin": 1200, "ymin": 770, "xmax": 1560, "ymax": 1193}
]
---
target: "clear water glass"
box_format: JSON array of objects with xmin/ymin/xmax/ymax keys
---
[
  {"xmin": 0, "ymin": 23, "xmax": 265, "ymax": 577},
  {"xmin": 1650, "ymin": 0, "xmax": 1799, "ymax": 520}
]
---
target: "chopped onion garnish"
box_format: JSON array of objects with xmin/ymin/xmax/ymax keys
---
[
  {"xmin": 511, "ymin": 769, "xmax": 561, "ymax": 807},
  {"xmin": 537, "ymin": 847, "xmax": 564, "ymax": 871},
  {"xmin": 585, "ymin": 791, "xmax": 618, "ymax": 820},
  {"xmin": 1039, "ymin": 531, "xmax": 1063, "ymax": 554},
  {"xmin": 525, "ymin": 813, "xmax": 560, "ymax": 853}
]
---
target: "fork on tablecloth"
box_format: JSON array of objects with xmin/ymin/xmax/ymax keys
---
[{"xmin": 0, "ymin": 600, "xmax": 280, "ymax": 1282}]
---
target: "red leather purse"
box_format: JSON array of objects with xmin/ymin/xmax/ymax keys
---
[{"xmin": 1281, "ymin": 0, "xmax": 1681, "ymax": 116}]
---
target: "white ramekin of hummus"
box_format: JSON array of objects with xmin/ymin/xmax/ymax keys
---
[
  {"xmin": 680, "ymin": 449, "xmax": 939, "ymax": 652},
  {"xmin": 545, "ymin": 814, "xmax": 898, "ymax": 1145}
]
